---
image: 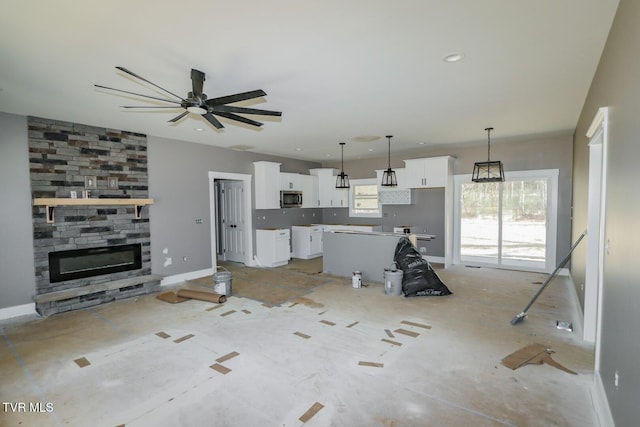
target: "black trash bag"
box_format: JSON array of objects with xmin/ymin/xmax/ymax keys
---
[{"xmin": 393, "ymin": 237, "xmax": 452, "ymax": 297}]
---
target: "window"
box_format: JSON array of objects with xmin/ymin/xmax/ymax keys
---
[
  {"xmin": 349, "ymin": 178, "xmax": 381, "ymax": 218},
  {"xmin": 454, "ymin": 169, "xmax": 558, "ymax": 273}
]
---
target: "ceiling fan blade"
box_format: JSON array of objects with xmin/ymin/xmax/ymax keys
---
[
  {"xmin": 214, "ymin": 111, "xmax": 263, "ymax": 127},
  {"xmin": 191, "ymin": 69, "xmax": 205, "ymax": 97},
  {"xmin": 95, "ymin": 84, "xmax": 182, "ymax": 105},
  {"xmin": 205, "ymin": 89, "xmax": 267, "ymax": 106},
  {"xmin": 121, "ymin": 106, "xmax": 181, "ymax": 109},
  {"xmin": 116, "ymin": 66, "xmax": 186, "ymax": 101},
  {"xmin": 203, "ymin": 113, "xmax": 224, "ymax": 129},
  {"xmin": 168, "ymin": 111, "xmax": 189, "ymax": 123},
  {"xmin": 210, "ymin": 105, "xmax": 282, "ymax": 117}
]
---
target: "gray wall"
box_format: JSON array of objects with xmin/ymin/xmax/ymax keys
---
[
  {"xmin": 325, "ymin": 133, "xmax": 574, "ymax": 265},
  {"xmin": 572, "ymin": 0, "xmax": 638, "ymax": 424},
  {"xmin": 147, "ymin": 136, "xmax": 320, "ymax": 277},
  {"xmin": 0, "ymin": 113, "xmax": 36, "ymax": 309}
]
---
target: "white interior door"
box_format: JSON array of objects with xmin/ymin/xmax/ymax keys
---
[{"xmin": 220, "ymin": 180, "xmax": 245, "ymax": 263}]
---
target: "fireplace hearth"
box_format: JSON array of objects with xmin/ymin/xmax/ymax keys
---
[{"xmin": 49, "ymin": 244, "xmax": 142, "ymax": 283}]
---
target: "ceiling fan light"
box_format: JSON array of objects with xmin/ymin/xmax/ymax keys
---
[{"xmin": 187, "ymin": 106, "xmax": 207, "ymax": 115}]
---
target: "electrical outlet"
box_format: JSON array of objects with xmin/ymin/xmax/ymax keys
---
[
  {"xmin": 614, "ymin": 370, "xmax": 620, "ymax": 389},
  {"xmin": 195, "ymin": 218, "xmax": 203, "ymax": 224},
  {"xmin": 420, "ymin": 247, "xmax": 427, "ymax": 253},
  {"xmin": 163, "ymin": 257, "xmax": 172, "ymax": 267},
  {"xmin": 183, "ymin": 256, "xmax": 188, "ymax": 262}
]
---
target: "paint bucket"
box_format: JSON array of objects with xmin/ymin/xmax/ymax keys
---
[
  {"xmin": 213, "ymin": 268, "xmax": 233, "ymax": 296},
  {"xmin": 383, "ymin": 263, "xmax": 403, "ymax": 296},
  {"xmin": 352, "ymin": 271, "xmax": 362, "ymax": 288}
]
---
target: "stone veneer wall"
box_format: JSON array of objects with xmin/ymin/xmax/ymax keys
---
[{"xmin": 28, "ymin": 117, "xmax": 158, "ymax": 316}]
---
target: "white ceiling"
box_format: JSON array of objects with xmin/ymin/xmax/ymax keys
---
[{"xmin": 0, "ymin": 0, "xmax": 619, "ymax": 162}]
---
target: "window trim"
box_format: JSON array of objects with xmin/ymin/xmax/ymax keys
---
[{"xmin": 453, "ymin": 169, "xmax": 558, "ymax": 273}]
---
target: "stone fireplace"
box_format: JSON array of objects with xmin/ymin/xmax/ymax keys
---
[{"xmin": 29, "ymin": 117, "xmax": 160, "ymax": 316}]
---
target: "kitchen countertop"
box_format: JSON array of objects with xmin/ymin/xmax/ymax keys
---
[{"xmin": 324, "ymin": 229, "xmax": 435, "ymax": 240}]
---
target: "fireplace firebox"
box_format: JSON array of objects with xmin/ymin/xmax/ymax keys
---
[{"xmin": 49, "ymin": 244, "xmax": 142, "ymax": 283}]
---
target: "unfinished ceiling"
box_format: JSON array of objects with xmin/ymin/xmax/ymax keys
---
[{"xmin": 0, "ymin": 0, "xmax": 619, "ymax": 161}]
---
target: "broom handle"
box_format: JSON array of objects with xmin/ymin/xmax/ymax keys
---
[{"xmin": 520, "ymin": 230, "xmax": 587, "ymax": 315}]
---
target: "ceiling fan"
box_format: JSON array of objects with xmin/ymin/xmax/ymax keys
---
[{"xmin": 95, "ymin": 66, "xmax": 282, "ymax": 129}]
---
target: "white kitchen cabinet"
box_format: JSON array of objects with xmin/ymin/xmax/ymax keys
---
[
  {"xmin": 256, "ymin": 228, "xmax": 290, "ymax": 267},
  {"xmin": 300, "ymin": 174, "xmax": 318, "ymax": 208},
  {"xmin": 291, "ymin": 225, "xmax": 323, "ymax": 259},
  {"xmin": 309, "ymin": 168, "xmax": 348, "ymax": 208},
  {"xmin": 279, "ymin": 173, "xmax": 302, "ymax": 191},
  {"xmin": 403, "ymin": 156, "xmax": 451, "ymax": 188},
  {"xmin": 254, "ymin": 161, "xmax": 281, "ymax": 209}
]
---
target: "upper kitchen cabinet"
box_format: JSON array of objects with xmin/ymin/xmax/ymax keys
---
[
  {"xmin": 404, "ymin": 156, "xmax": 452, "ymax": 188},
  {"xmin": 254, "ymin": 161, "xmax": 281, "ymax": 209},
  {"xmin": 279, "ymin": 172, "xmax": 302, "ymax": 191},
  {"xmin": 300, "ymin": 174, "xmax": 318, "ymax": 208},
  {"xmin": 309, "ymin": 168, "xmax": 348, "ymax": 208}
]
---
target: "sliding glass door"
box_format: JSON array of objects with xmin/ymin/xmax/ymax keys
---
[{"xmin": 455, "ymin": 170, "xmax": 557, "ymax": 272}]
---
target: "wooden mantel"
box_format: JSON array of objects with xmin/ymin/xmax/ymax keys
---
[{"xmin": 33, "ymin": 198, "xmax": 154, "ymax": 223}]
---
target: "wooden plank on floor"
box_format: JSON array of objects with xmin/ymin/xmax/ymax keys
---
[
  {"xmin": 381, "ymin": 338, "xmax": 402, "ymax": 346},
  {"xmin": 299, "ymin": 402, "xmax": 324, "ymax": 423},
  {"xmin": 358, "ymin": 361, "xmax": 384, "ymax": 368},
  {"xmin": 74, "ymin": 357, "xmax": 90, "ymax": 368},
  {"xmin": 155, "ymin": 331, "xmax": 170, "ymax": 339},
  {"xmin": 220, "ymin": 310, "xmax": 236, "ymax": 317},
  {"xmin": 384, "ymin": 329, "xmax": 395, "ymax": 338},
  {"xmin": 210, "ymin": 363, "xmax": 231, "ymax": 374},
  {"xmin": 394, "ymin": 328, "xmax": 419, "ymax": 338},
  {"xmin": 294, "ymin": 331, "xmax": 311, "ymax": 339},
  {"xmin": 216, "ymin": 351, "xmax": 240, "ymax": 363},
  {"xmin": 401, "ymin": 320, "xmax": 432, "ymax": 329},
  {"xmin": 173, "ymin": 334, "xmax": 194, "ymax": 344},
  {"xmin": 319, "ymin": 320, "xmax": 335, "ymax": 326},
  {"xmin": 346, "ymin": 321, "xmax": 359, "ymax": 328}
]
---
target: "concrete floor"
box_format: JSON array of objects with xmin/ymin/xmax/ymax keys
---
[{"xmin": 0, "ymin": 264, "xmax": 597, "ymax": 426}]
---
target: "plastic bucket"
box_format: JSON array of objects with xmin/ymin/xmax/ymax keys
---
[
  {"xmin": 383, "ymin": 265, "xmax": 403, "ymax": 296},
  {"xmin": 352, "ymin": 271, "xmax": 362, "ymax": 288},
  {"xmin": 213, "ymin": 270, "xmax": 233, "ymax": 296}
]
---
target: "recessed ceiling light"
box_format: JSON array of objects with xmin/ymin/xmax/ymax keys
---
[
  {"xmin": 194, "ymin": 127, "xmax": 205, "ymax": 132},
  {"xmin": 368, "ymin": 148, "xmax": 374, "ymax": 152},
  {"xmin": 418, "ymin": 142, "xmax": 426, "ymax": 145},
  {"xmin": 295, "ymin": 147, "xmax": 303, "ymax": 151},
  {"xmin": 443, "ymin": 52, "xmax": 465, "ymax": 63}
]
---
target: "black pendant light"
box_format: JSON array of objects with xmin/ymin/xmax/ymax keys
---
[
  {"xmin": 335, "ymin": 142, "xmax": 350, "ymax": 189},
  {"xmin": 472, "ymin": 127, "xmax": 505, "ymax": 183},
  {"xmin": 381, "ymin": 135, "xmax": 397, "ymax": 187}
]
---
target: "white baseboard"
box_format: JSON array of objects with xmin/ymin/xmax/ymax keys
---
[
  {"xmin": 160, "ymin": 268, "xmax": 214, "ymax": 286},
  {"xmin": 592, "ymin": 371, "xmax": 615, "ymax": 427},
  {"xmin": 565, "ymin": 269, "xmax": 585, "ymax": 339},
  {"xmin": 0, "ymin": 303, "xmax": 36, "ymax": 321},
  {"xmin": 424, "ymin": 255, "xmax": 445, "ymax": 264}
]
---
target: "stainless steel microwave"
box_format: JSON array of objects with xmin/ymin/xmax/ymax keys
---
[{"xmin": 280, "ymin": 190, "xmax": 303, "ymax": 208}]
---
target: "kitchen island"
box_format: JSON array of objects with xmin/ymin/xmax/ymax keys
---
[{"xmin": 322, "ymin": 230, "xmax": 435, "ymax": 284}]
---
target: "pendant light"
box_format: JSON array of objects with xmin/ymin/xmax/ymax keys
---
[
  {"xmin": 335, "ymin": 142, "xmax": 350, "ymax": 189},
  {"xmin": 472, "ymin": 127, "xmax": 505, "ymax": 182},
  {"xmin": 381, "ymin": 135, "xmax": 397, "ymax": 187}
]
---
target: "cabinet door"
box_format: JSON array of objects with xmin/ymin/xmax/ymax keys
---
[
  {"xmin": 424, "ymin": 157, "xmax": 448, "ymax": 187},
  {"xmin": 309, "ymin": 229, "xmax": 322, "ymax": 255},
  {"xmin": 332, "ymin": 187, "xmax": 349, "ymax": 208},
  {"xmin": 254, "ymin": 162, "xmax": 281, "ymax": 209},
  {"xmin": 404, "ymin": 159, "xmax": 427, "ymax": 188},
  {"xmin": 280, "ymin": 173, "xmax": 302, "ymax": 191},
  {"xmin": 301, "ymin": 175, "xmax": 318, "ymax": 208}
]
